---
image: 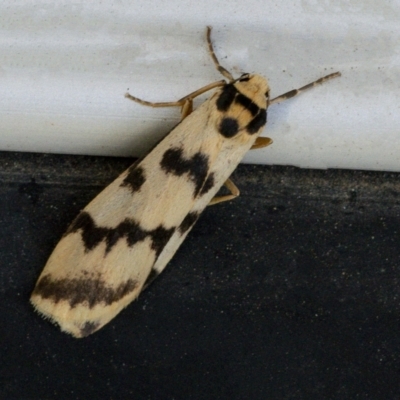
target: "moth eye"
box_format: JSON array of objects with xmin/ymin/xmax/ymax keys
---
[
  {"xmin": 239, "ymin": 74, "xmax": 250, "ymax": 82},
  {"xmin": 265, "ymin": 90, "xmax": 270, "ymax": 98}
]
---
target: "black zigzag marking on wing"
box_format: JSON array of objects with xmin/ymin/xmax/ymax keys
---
[
  {"xmin": 33, "ymin": 273, "xmax": 138, "ymax": 309},
  {"xmin": 66, "ymin": 211, "xmax": 175, "ymax": 257},
  {"xmin": 121, "ymin": 166, "xmax": 146, "ymax": 193},
  {"xmin": 160, "ymin": 147, "xmax": 210, "ymax": 197},
  {"xmin": 200, "ymin": 173, "xmax": 215, "ymax": 196},
  {"xmin": 66, "ymin": 212, "xmax": 109, "ymax": 251},
  {"xmin": 150, "ymin": 225, "xmax": 176, "ymax": 256}
]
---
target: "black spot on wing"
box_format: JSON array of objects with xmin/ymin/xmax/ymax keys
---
[
  {"xmin": 121, "ymin": 166, "xmax": 146, "ymax": 193},
  {"xmin": 219, "ymin": 117, "xmax": 239, "ymax": 138},
  {"xmin": 80, "ymin": 321, "xmax": 100, "ymax": 337},
  {"xmin": 160, "ymin": 148, "xmax": 210, "ymax": 197},
  {"xmin": 247, "ymin": 109, "xmax": 267, "ymax": 134},
  {"xmin": 179, "ymin": 211, "xmax": 200, "ymax": 235},
  {"xmin": 33, "ymin": 274, "xmax": 138, "ymax": 309},
  {"xmin": 216, "ymin": 84, "xmax": 237, "ymax": 111},
  {"xmin": 190, "ymin": 153, "xmax": 211, "ymax": 196},
  {"xmin": 160, "ymin": 147, "xmax": 186, "ymax": 175},
  {"xmin": 143, "ymin": 268, "xmax": 160, "ymax": 288}
]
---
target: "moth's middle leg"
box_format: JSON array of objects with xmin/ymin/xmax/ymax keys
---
[{"xmin": 251, "ymin": 137, "xmax": 273, "ymax": 150}]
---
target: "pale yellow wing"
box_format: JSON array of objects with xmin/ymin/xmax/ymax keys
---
[{"xmin": 30, "ymin": 74, "xmax": 269, "ymax": 338}]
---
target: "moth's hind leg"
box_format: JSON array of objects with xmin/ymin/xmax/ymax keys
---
[
  {"xmin": 208, "ymin": 178, "xmax": 239, "ymax": 206},
  {"xmin": 269, "ymin": 72, "xmax": 341, "ymax": 105}
]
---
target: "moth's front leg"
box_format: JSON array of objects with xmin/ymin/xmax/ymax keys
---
[{"xmin": 125, "ymin": 80, "xmax": 225, "ymax": 119}]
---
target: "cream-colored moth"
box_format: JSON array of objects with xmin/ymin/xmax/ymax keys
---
[{"xmin": 30, "ymin": 27, "xmax": 341, "ymax": 338}]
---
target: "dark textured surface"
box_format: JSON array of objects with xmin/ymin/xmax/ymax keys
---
[{"xmin": 1, "ymin": 150, "xmax": 400, "ymax": 399}]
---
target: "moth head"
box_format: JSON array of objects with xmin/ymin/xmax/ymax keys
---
[{"xmin": 234, "ymin": 74, "xmax": 270, "ymax": 109}]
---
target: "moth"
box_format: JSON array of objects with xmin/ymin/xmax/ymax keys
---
[{"xmin": 30, "ymin": 27, "xmax": 340, "ymax": 338}]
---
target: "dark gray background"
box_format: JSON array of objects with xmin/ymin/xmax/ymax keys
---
[{"xmin": 1, "ymin": 151, "xmax": 399, "ymax": 399}]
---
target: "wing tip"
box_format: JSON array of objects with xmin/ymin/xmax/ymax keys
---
[{"xmin": 30, "ymin": 295, "xmax": 101, "ymax": 339}]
